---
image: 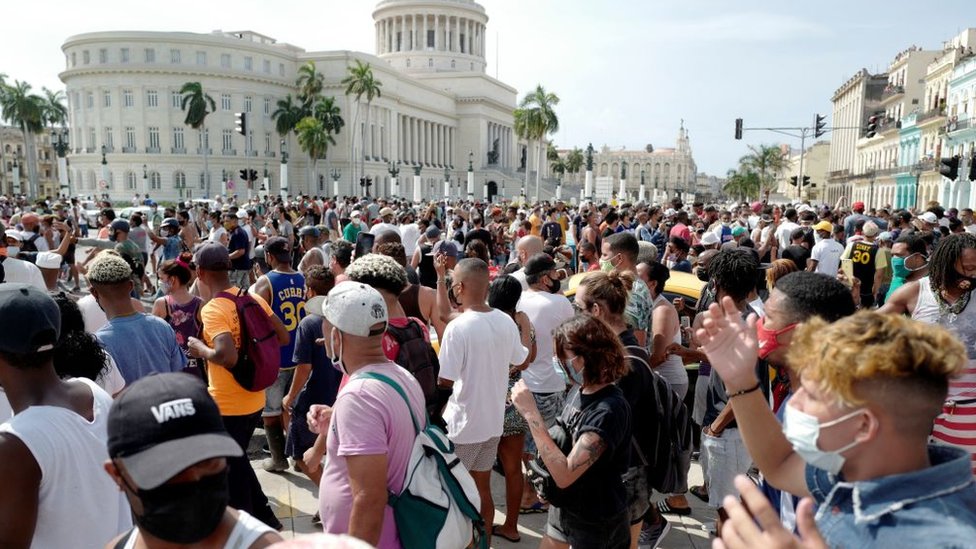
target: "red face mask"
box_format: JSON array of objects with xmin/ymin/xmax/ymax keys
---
[{"xmin": 756, "ymin": 316, "xmax": 797, "ymax": 360}]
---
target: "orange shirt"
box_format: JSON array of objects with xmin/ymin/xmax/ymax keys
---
[
  {"xmin": 202, "ymin": 293, "xmax": 276, "ymax": 416},
  {"xmin": 529, "ymin": 213, "xmax": 542, "ymax": 236}
]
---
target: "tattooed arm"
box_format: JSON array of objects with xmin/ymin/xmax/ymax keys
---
[{"xmin": 525, "ymin": 411, "xmax": 606, "ymax": 489}]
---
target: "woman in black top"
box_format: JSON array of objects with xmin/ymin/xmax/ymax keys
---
[{"xmin": 513, "ymin": 314, "xmax": 633, "ymax": 549}]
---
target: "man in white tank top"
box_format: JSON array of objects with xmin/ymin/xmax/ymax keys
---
[
  {"xmin": 103, "ymin": 373, "xmax": 283, "ymax": 549},
  {"xmin": 0, "ymin": 284, "xmax": 132, "ymax": 548}
]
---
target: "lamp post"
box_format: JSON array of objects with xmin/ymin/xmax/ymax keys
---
[
  {"xmin": 100, "ymin": 145, "xmax": 109, "ymax": 197},
  {"xmin": 262, "ymin": 162, "xmax": 269, "ymax": 195},
  {"xmin": 910, "ymin": 161, "xmax": 923, "ymax": 211},
  {"xmin": 639, "ymin": 169, "xmax": 646, "ymax": 203},
  {"xmin": 443, "ymin": 166, "xmax": 450, "ymax": 201},
  {"xmin": 331, "ymin": 168, "xmax": 341, "ymax": 198},
  {"xmin": 467, "ymin": 151, "xmax": 474, "ymax": 201},
  {"xmin": 280, "ymin": 139, "xmax": 289, "ymax": 200},
  {"xmin": 412, "ymin": 165, "xmax": 422, "ymax": 204},
  {"xmin": 359, "ymin": 175, "xmax": 373, "ymax": 197},
  {"xmin": 142, "ymin": 164, "xmax": 148, "ymax": 196},
  {"xmin": 389, "ymin": 160, "xmax": 401, "ymax": 198},
  {"xmin": 11, "ymin": 153, "xmax": 21, "ymax": 196},
  {"xmin": 51, "ymin": 129, "xmax": 70, "ymax": 197}
]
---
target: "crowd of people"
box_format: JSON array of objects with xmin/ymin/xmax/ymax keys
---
[{"xmin": 0, "ymin": 189, "xmax": 974, "ymax": 549}]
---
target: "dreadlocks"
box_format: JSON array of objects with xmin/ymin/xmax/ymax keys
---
[{"xmin": 929, "ymin": 233, "xmax": 976, "ymax": 291}]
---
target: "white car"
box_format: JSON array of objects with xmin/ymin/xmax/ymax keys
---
[{"xmin": 119, "ymin": 206, "xmax": 153, "ymax": 220}]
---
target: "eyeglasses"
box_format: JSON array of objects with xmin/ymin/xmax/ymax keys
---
[{"xmin": 572, "ymin": 300, "xmax": 590, "ymax": 314}]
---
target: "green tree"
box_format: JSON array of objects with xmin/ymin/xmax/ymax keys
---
[
  {"xmin": 296, "ymin": 61, "xmax": 324, "ymax": 107},
  {"xmin": 41, "ymin": 88, "xmax": 67, "ymax": 128},
  {"xmin": 180, "ymin": 82, "xmax": 216, "ymax": 197},
  {"xmin": 738, "ymin": 144, "xmax": 788, "ymax": 200},
  {"xmin": 565, "ymin": 146, "xmax": 584, "ymax": 185},
  {"xmin": 724, "ymin": 168, "xmax": 761, "ymax": 202},
  {"xmin": 0, "ymin": 80, "xmax": 45, "ymax": 197},
  {"xmin": 271, "ymin": 95, "xmax": 303, "ymax": 136},
  {"xmin": 0, "ymin": 73, "xmax": 8, "ymax": 192},
  {"xmin": 516, "ymin": 85, "xmax": 559, "ymax": 201},
  {"xmin": 342, "ymin": 60, "xmax": 383, "ymax": 192},
  {"xmin": 295, "ymin": 116, "xmax": 335, "ymax": 188}
]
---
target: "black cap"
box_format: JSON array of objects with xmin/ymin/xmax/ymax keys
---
[
  {"xmin": 264, "ymin": 236, "xmax": 292, "ymax": 262},
  {"xmin": 0, "ymin": 284, "xmax": 60, "ymax": 354},
  {"xmin": 108, "ymin": 373, "xmax": 242, "ymax": 490},
  {"xmin": 193, "ymin": 243, "xmax": 232, "ymax": 271},
  {"xmin": 523, "ymin": 253, "xmax": 557, "ymax": 276}
]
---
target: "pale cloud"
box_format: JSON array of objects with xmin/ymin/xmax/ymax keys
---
[{"xmin": 650, "ymin": 12, "xmax": 829, "ymax": 43}]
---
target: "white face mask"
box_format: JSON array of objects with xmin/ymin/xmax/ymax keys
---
[
  {"xmin": 6, "ymin": 246, "xmax": 19, "ymax": 257},
  {"xmin": 783, "ymin": 403, "xmax": 865, "ymax": 475},
  {"xmin": 326, "ymin": 326, "xmax": 347, "ymax": 375}
]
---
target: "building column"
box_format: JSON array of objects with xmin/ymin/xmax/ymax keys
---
[
  {"xmin": 422, "ymin": 14, "xmax": 428, "ymax": 50},
  {"xmin": 411, "ymin": 14, "xmax": 417, "ymax": 50},
  {"xmin": 455, "ymin": 17, "xmax": 461, "ymax": 52},
  {"xmin": 465, "ymin": 19, "xmax": 471, "ymax": 55},
  {"xmin": 434, "ymin": 15, "xmax": 440, "ymax": 51}
]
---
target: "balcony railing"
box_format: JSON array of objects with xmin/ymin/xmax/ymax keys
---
[
  {"xmin": 263, "ymin": 151, "xmax": 276, "ymax": 158},
  {"xmin": 121, "ymin": 146, "xmax": 136, "ymax": 153},
  {"xmin": 222, "ymin": 149, "xmax": 237, "ymax": 156},
  {"xmin": 171, "ymin": 147, "xmax": 186, "ymax": 154},
  {"xmin": 881, "ymin": 85, "xmax": 905, "ymax": 100},
  {"xmin": 146, "ymin": 147, "xmax": 161, "ymax": 154},
  {"xmin": 918, "ymin": 107, "xmax": 946, "ymax": 123},
  {"xmin": 947, "ymin": 117, "xmax": 972, "ymax": 133},
  {"xmin": 102, "ymin": 145, "xmax": 115, "ymax": 153},
  {"xmin": 196, "ymin": 148, "xmax": 212, "ymax": 155}
]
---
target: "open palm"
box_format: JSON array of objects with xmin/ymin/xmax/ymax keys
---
[{"xmin": 695, "ymin": 296, "xmax": 760, "ymax": 392}]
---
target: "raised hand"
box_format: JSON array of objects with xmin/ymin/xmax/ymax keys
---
[
  {"xmin": 713, "ymin": 475, "xmax": 827, "ymax": 549},
  {"xmin": 695, "ymin": 295, "xmax": 759, "ymax": 393}
]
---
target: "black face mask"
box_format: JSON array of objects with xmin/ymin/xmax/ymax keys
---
[
  {"xmin": 130, "ymin": 468, "xmax": 229, "ymax": 544},
  {"xmin": 546, "ymin": 275, "xmax": 561, "ymax": 294},
  {"xmin": 948, "ymin": 269, "xmax": 976, "ymax": 291},
  {"xmin": 696, "ymin": 268, "xmax": 710, "ymax": 283}
]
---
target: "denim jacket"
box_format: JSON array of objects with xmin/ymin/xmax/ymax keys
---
[{"xmin": 807, "ymin": 444, "xmax": 976, "ymax": 548}]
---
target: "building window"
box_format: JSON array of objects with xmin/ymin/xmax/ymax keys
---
[
  {"xmin": 103, "ymin": 90, "xmax": 111, "ymax": 107},
  {"xmin": 196, "ymin": 51, "xmax": 206, "ymax": 65},
  {"xmin": 244, "ymin": 56, "xmax": 253, "ymax": 71},
  {"xmin": 279, "ymin": 63, "xmax": 285, "ymax": 77},
  {"xmin": 173, "ymin": 128, "xmax": 184, "ymax": 150},
  {"xmin": 171, "ymin": 91, "xmax": 182, "ymax": 109},
  {"xmin": 170, "ymin": 49, "xmax": 181, "ymax": 64},
  {"xmin": 146, "ymin": 89, "xmax": 158, "ymax": 108},
  {"xmin": 125, "ymin": 127, "xmax": 136, "ymax": 149},
  {"xmin": 428, "ymin": 58, "xmax": 433, "ymax": 68},
  {"xmin": 427, "ymin": 30, "xmax": 435, "ymax": 48},
  {"xmin": 150, "ymin": 172, "xmax": 161, "ymax": 190},
  {"xmin": 104, "ymin": 127, "xmax": 114, "ymax": 149},
  {"xmin": 199, "ymin": 172, "xmax": 207, "ymax": 190},
  {"xmin": 220, "ymin": 53, "xmax": 231, "ymax": 68},
  {"xmin": 265, "ymin": 132, "xmax": 271, "ymax": 153},
  {"xmin": 263, "ymin": 97, "xmax": 271, "ymax": 115},
  {"xmin": 70, "ymin": 52, "xmax": 76, "ymax": 67},
  {"xmin": 222, "ymin": 129, "xmax": 233, "ymax": 152},
  {"xmin": 221, "ymin": 94, "xmax": 231, "ymax": 111},
  {"xmin": 145, "ymin": 48, "xmax": 155, "ymax": 63},
  {"xmin": 148, "ymin": 127, "xmax": 160, "ymax": 150},
  {"xmin": 125, "ymin": 171, "xmax": 137, "ymax": 190},
  {"xmin": 244, "ymin": 95, "xmax": 252, "ymax": 113},
  {"xmin": 99, "ymin": 48, "xmax": 108, "ymax": 63},
  {"xmin": 83, "ymin": 50, "xmax": 90, "ymax": 65},
  {"xmin": 88, "ymin": 128, "xmax": 96, "ymax": 149},
  {"xmin": 120, "ymin": 48, "xmax": 129, "ymax": 63},
  {"xmin": 122, "ymin": 89, "xmax": 133, "ymax": 108},
  {"xmin": 263, "ymin": 59, "xmax": 271, "ymax": 74},
  {"xmin": 174, "ymin": 171, "xmax": 186, "ymax": 189},
  {"xmin": 86, "ymin": 92, "xmax": 94, "ymax": 109}
]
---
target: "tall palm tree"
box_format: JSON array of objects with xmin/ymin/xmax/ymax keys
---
[
  {"xmin": 566, "ymin": 146, "xmax": 584, "ymax": 185},
  {"xmin": 517, "ymin": 85, "xmax": 559, "ymax": 200},
  {"xmin": 0, "ymin": 73, "xmax": 8, "ymax": 192},
  {"xmin": 180, "ymin": 82, "xmax": 216, "ymax": 197},
  {"xmin": 40, "ymin": 88, "xmax": 67, "ymax": 195},
  {"xmin": 313, "ymin": 96, "xmax": 344, "ymax": 188},
  {"xmin": 342, "ymin": 60, "xmax": 383, "ymax": 190},
  {"xmin": 296, "ymin": 61, "xmax": 324, "ymax": 107},
  {"xmin": 295, "ymin": 116, "xmax": 335, "ymax": 192},
  {"xmin": 724, "ymin": 168, "xmax": 760, "ymax": 202},
  {"xmin": 738, "ymin": 144, "xmax": 788, "ymax": 200},
  {"xmin": 0, "ymin": 80, "xmax": 45, "ymax": 197}
]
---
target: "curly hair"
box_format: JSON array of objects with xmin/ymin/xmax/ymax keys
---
[
  {"xmin": 87, "ymin": 251, "xmax": 132, "ymax": 285},
  {"xmin": 765, "ymin": 259, "xmax": 799, "ymax": 290},
  {"xmin": 375, "ymin": 242, "xmax": 408, "ymax": 268},
  {"xmin": 346, "ymin": 253, "xmax": 408, "ymax": 296},
  {"xmin": 788, "ymin": 312, "xmax": 964, "ymax": 419},
  {"xmin": 553, "ymin": 314, "xmax": 628, "ymax": 386},
  {"xmin": 304, "ymin": 265, "xmax": 335, "ymax": 296},
  {"xmin": 928, "ymin": 232, "xmax": 976, "ymax": 291},
  {"xmin": 51, "ymin": 293, "xmax": 108, "ymax": 382},
  {"xmin": 710, "ymin": 248, "xmax": 758, "ymax": 302},
  {"xmin": 578, "ymin": 270, "xmax": 634, "ymax": 316}
]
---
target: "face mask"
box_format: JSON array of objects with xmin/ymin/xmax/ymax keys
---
[
  {"xmin": 696, "ymin": 267, "xmax": 709, "ymax": 282},
  {"xmin": 327, "ymin": 326, "xmax": 346, "ymax": 374},
  {"xmin": 891, "ymin": 256, "xmax": 910, "ymax": 278},
  {"xmin": 783, "ymin": 403, "xmax": 865, "ymax": 475},
  {"xmin": 129, "ymin": 468, "xmax": 229, "ymax": 544},
  {"xmin": 599, "ymin": 257, "xmax": 615, "ymax": 273},
  {"xmin": 160, "ymin": 280, "xmax": 173, "ymax": 294},
  {"xmin": 666, "ymin": 258, "xmax": 676, "ymax": 269},
  {"xmin": 559, "ymin": 355, "xmax": 584, "ymax": 386},
  {"xmin": 547, "ymin": 275, "xmax": 561, "ymax": 294},
  {"xmin": 755, "ymin": 316, "xmax": 796, "ymax": 360},
  {"xmin": 6, "ymin": 246, "xmax": 19, "ymax": 257},
  {"xmin": 206, "ymin": 221, "xmax": 213, "ymax": 230}
]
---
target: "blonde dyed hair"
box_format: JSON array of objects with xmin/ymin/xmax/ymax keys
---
[{"xmin": 787, "ymin": 311, "xmax": 965, "ymax": 408}]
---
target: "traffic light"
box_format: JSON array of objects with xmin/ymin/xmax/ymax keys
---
[
  {"xmin": 866, "ymin": 115, "xmax": 878, "ymax": 138},
  {"xmin": 734, "ymin": 118, "xmax": 743, "ymax": 140},
  {"xmin": 789, "ymin": 176, "xmax": 798, "ymax": 186},
  {"xmin": 239, "ymin": 169, "xmax": 247, "ymax": 181},
  {"xmin": 248, "ymin": 169, "xmax": 258, "ymax": 182},
  {"xmin": 940, "ymin": 155, "xmax": 960, "ymax": 181},
  {"xmin": 234, "ymin": 112, "xmax": 247, "ymax": 136},
  {"xmin": 814, "ymin": 114, "xmax": 827, "ymax": 138},
  {"xmin": 802, "ymin": 175, "xmax": 811, "ymax": 187}
]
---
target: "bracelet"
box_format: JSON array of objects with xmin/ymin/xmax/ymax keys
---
[{"xmin": 728, "ymin": 382, "xmax": 761, "ymax": 399}]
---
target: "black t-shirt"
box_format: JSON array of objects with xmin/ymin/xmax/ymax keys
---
[
  {"xmin": 617, "ymin": 330, "xmax": 655, "ymax": 467},
  {"xmin": 782, "ymin": 245, "xmax": 810, "ymax": 270},
  {"xmin": 849, "ymin": 240, "xmax": 878, "ymax": 293},
  {"xmin": 465, "ymin": 227, "xmax": 492, "ymax": 250},
  {"xmin": 228, "ymin": 226, "xmax": 252, "ymax": 270},
  {"xmin": 558, "ymin": 385, "xmax": 632, "ymax": 520},
  {"xmin": 541, "ymin": 221, "xmax": 563, "ymax": 243},
  {"xmin": 418, "ymin": 244, "xmax": 436, "ymax": 288}
]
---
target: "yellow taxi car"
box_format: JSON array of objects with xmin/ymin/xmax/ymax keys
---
[{"xmin": 564, "ymin": 269, "xmax": 706, "ymax": 308}]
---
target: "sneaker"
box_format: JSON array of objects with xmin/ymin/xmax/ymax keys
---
[
  {"xmin": 638, "ymin": 516, "xmax": 671, "ymax": 549},
  {"xmin": 262, "ymin": 457, "xmax": 289, "ymax": 473}
]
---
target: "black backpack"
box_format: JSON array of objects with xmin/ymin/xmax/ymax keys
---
[
  {"xmin": 624, "ymin": 345, "xmax": 693, "ymax": 494},
  {"xmin": 385, "ymin": 318, "xmax": 441, "ymax": 421},
  {"xmin": 20, "ymin": 233, "xmax": 42, "ymax": 253}
]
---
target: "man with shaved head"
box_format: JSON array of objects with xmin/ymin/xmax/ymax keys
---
[
  {"xmin": 438, "ymin": 258, "xmax": 528, "ymax": 535},
  {"xmin": 510, "ymin": 235, "xmax": 544, "ymax": 290}
]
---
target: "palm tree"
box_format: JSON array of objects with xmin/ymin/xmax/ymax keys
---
[
  {"xmin": 565, "ymin": 147, "xmax": 584, "ymax": 185},
  {"xmin": 313, "ymin": 96, "xmax": 344, "ymax": 187},
  {"xmin": 516, "ymin": 85, "xmax": 559, "ymax": 201},
  {"xmin": 724, "ymin": 168, "xmax": 761, "ymax": 202},
  {"xmin": 513, "ymin": 107, "xmax": 531, "ymax": 179},
  {"xmin": 296, "ymin": 62, "xmax": 324, "ymax": 107},
  {"xmin": 341, "ymin": 60, "xmax": 383, "ymax": 190},
  {"xmin": 738, "ymin": 144, "xmax": 788, "ymax": 200},
  {"xmin": 180, "ymin": 82, "xmax": 216, "ymax": 197},
  {"xmin": 0, "ymin": 80, "xmax": 45, "ymax": 197},
  {"xmin": 41, "ymin": 88, "xmax": 67, "ymax": 128},
  {"xmin": 295, "ymin": 116, "xmax": 335, "ymax": 191},
  {"xmin": 0, "ymin": 73, "xmax": 8, "ymax": 192}
]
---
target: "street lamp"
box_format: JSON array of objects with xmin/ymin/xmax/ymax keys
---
[
  {"xmin": 142, "ymin": 164, "xmax": 148, "ymax": 196},
  {"xmin": 51, "ymin": 129, "xmax": 69, "ymax": 197},
  {"xmin": 388, "ymin": 160, "xmax": 401, "ymax": 197},
  {"xmin": 101, "ymin": 145, "xmax": 107, "ymax": 165},
  {"xmin": 910, "ymin": 161, "xmax": 924, "ymax": 211}
]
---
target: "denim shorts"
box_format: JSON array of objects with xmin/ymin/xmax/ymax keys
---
[
  {"xmin": 523, "ymin": 391, "xmax": 565, "ymax": 455},
  {"xmin": 623, "ymin": 466, "xmax": 651, "ymax": 525},
  {"xmin": 262, "ymin": 368, "xmax": 295, "ymax": 418},
  {"xmin": 546, "ymin": 506, "xmax": 630, "ymax": 549}
]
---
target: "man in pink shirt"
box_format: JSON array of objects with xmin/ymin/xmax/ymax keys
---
[
  {"xmin": 669, "ymin": 210, "xmax": 692, "ymax": 243},
  {"xmin": 306, "ymin": 282, "xmax": 427, "ymax": 549}
]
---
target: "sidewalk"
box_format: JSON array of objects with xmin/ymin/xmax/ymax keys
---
[{"xmin": 250, "ymin": 433, "xmax": 716, "ymax": 548}]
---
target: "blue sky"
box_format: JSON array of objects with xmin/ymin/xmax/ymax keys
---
[{"xmin": 0, "ymin": 0, "xmax": 971, "ymax": 175}]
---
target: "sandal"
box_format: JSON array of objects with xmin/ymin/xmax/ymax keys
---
[
  {"xmin": 519, "ymin": 502, "xmax": 548, "ymax": 514},
  {"xmin": 690, "ymin": 485, "xmax": 709, "ymax": 503},
  {"xmin": 656, "ymin": 499, "xmax": 692, "ymax": 516},
  {"xmin": 492, "ymin": 525, "xmax": 521, "ymax": 543}
]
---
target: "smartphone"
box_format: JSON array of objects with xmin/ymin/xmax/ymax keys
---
[
  {"xmin": 354, "ymin": 232, "xmax": 375, "ymax": 259},
  {"xmin": 840, "ymin": 258, "xmax": 855, "ymax": 286},
  {"xmin": 680, "ymin": 316, "xmax": 691, "ymax": 329}
]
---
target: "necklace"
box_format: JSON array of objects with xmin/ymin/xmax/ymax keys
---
[{"xmin": 934, "ymin": 279, "xmax": 972, "ymax": 319}]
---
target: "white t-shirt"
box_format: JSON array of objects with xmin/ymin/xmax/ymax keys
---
[
  {"xmin": 517, "ymin": 289, "xmax": 576, "ymax": 393},
  {"xmin": 0, "ymin": 388, "xmax": 11, "ymax": 423},
  {"xmin": 370, "ymin": 222, "xmax": 401, "ymax": 236},
  {"xmin": 400, "ymin": 223, "xmax": 421, "ymax": 258},
  {"xmin": 99, "ymin": 354, "xmax": 127, "ymax": 395},
  {"xmin": 209, "ymin": 225, "xmax": 227, "ymax": 244},
  {"xmin": 438, "ymin": 309, "xmax": 528, "ymax": 444},
  {"xmin": 511, "ymin": 268, "xmax": 528, "ymax": 291},
  {"xmin": 811, "ymin": 238, "xmax": 845, "ymax": 276},
  {"xmin": 775, "ymin": 221, "xmax": 800, "ymax": 251},
  {"xmin": 0, "ymin": 378, "xmax": 132, "ymax": 548},
  {"xmin": 78, "ymin": 294, "xmax": 109, "ymax": 333},
  {"xmin": 1, "ymin": 256, "xmax": 46, "ymax": 290}
]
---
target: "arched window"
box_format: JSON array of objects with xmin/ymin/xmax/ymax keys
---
[
  {"xmin": 125, "ymin": 171, "xmax": 137, "ymax": 190},
  {"xmin": 87, "ymin": 170, "xmax": 96, "ymax": 190},
  {"xmin": 611, "ymin": 162, "xmax": 618, "ymax": 178},
  {"xmin": 174, "ymin": 171, "xmax": 186, "ymax": 190},
  {"xmin": 600, "ymin": 163, "xmax": 608, "ymax": 177},
  {"xmin": 150, "ymin": 171, "xmax": 161, "ymax": 190},
  {"xmin": 199, "ymin": 172, "xmax": 207, "ymax": 190}
]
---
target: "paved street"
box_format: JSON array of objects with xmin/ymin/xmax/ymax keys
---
[{"xmin": 249, "ymin": 431, "xmax": 716, "ymax": 548}]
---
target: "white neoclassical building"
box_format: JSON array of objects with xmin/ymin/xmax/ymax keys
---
[
  {"xmin": 589, "ymin": 124, "xmax": 697, "ymax": 202},
  {"xmin": 59, "ymin": 0, "xmax": 519, "ymax": 202}
]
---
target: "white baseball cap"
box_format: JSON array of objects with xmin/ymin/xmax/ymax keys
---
[
  {"xmin": 919, "ymin": 212, "xmax": 938, "ymax": 224},
  {"xmin": 35, "ymin": 252, "xmax": 62, "ymax": 270},
  {"xmin": 306, "ymin": 281, "xmax": 388, "ymax": 337},
  {"xmin": 700, "ymin": 232, "xmax": 720, "ymax": 246}
]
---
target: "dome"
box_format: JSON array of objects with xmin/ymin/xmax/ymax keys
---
[{"xmin": 372, "ymin": 0, "xmax": 488, "ymax": 74}]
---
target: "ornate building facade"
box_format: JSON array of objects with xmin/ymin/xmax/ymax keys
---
[{"xmin": 587, "ymin": 124, "xmax": 697, "ymax": 201}]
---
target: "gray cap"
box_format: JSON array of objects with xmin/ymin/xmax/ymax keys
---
[
  {"xmin": 193, "ymin": 243, "xmax": 232, "ymax": 271},
  {"xmin": 0, "ymin": 284, "xmax": 60, "ymax": 354}
]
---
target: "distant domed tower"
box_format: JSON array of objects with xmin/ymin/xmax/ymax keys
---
[{"xmin": 373, "ymin": 0, "xmax": 489, "ymax": 74}]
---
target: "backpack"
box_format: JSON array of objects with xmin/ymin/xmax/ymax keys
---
[
  {"xmin": 358, "ymin": 372, "xmax": 487, "ymax": 549},
  {"xmin": 386, "ymin": 318, "xmax": 441, "ymax": 420},
  {"xmin": 217, "ymin": 289, "xmax": 281, "ymax": 391},
  {"xmin": 524, "ymin": 389, "xmax": 596, "ymax": 507},
  {"xmin": 21, "ymin": 233, "xmax": 42, "ymax": 253},
  {"xmin": 625, "ymin": 345, "xmax": 693, "ymax": 494}
]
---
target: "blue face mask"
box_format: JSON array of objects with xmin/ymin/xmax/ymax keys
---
[{"xmin": 557, "ymin": 355, "xmax": 584, "ymax": 386}]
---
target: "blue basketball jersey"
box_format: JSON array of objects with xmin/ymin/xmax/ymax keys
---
[{"xmin": 267, "ymin": 270, "xmax": 306, "ymax": 369}]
